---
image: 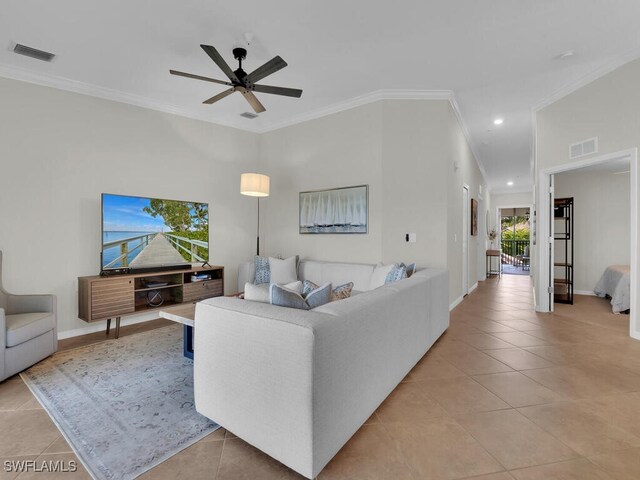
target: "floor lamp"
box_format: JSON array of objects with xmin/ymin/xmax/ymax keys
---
[{"xmin": 240, "ymin": 173, "xmax": 270, "ymax": 256}]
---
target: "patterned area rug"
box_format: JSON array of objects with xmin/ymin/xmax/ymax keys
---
[{"xmin": 21, "ymin": 325, "xmax": 219, "ymax": 480}]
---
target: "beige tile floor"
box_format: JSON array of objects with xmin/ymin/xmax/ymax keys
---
[{"xmin": 2, "ymin": 275, "xmax": 640, "ymax": 479}]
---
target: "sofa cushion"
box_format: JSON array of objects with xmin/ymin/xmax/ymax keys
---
[
  {"xmin": 299, "ymin": 260, "xmax": 375, "ymax": 292},
  {"xmin": 254, "ymin": 256, "xmax": 270, "ymax": 284},
  {"xmin": 269, "ymin": 256, "xmax": 298, "ymax": 284},
  {"xmin": 6, "ymin": 312, "xmax": 55, "ymax": 347}
]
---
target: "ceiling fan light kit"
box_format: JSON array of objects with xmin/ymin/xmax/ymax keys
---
[{"xmin": 170, "ymin": 44, "xmax": 303, "ymax": 114}]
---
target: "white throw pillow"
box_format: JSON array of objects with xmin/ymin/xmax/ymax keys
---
[
  {"xmin": 244, "ymin": 282, "xmax": 270, "ymax": 303},
  {"xmin": 269, "ymin": 256, "xmax": 298, "ymax": 284},
  {"xmin": 244, "ymin": 281, "xmax": 302, "ymax": 303},
  {"xmin": 369, "ymin": 263, "xmax": 395, "ymax": 290}
]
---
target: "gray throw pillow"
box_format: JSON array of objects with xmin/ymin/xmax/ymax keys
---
[
  {"xmin": 270, "ymin": 283, "xmax": 311, "ymax": 310},
  {"xmin": 305, "ymin": 282, "xmax": 332, "ymax": 308},
  {"xmin": 270, "ymin": 281, "xmax": 332, "ymax": 310}
]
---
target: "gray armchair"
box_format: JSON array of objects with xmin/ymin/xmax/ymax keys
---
[{"xmin": 0, "ymin": 251, "xmax": 57, "ymax": 382}]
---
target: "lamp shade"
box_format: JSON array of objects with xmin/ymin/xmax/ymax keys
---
[{"xmin": 240, "ymin": 173, "xmax": 270, "ymax": 197}]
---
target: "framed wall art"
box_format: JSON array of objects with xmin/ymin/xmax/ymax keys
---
[{"xmin": 299, "ymin": 185, "xmax": 368, "ymax": 234}]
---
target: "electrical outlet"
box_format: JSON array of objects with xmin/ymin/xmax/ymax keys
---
[{"xmin": 405, "ymin": 233, "xmax": 417, "ymax": 243}]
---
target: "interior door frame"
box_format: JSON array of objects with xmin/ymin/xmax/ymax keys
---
[
  {"xmin": 496, "ymin": 204, "xmax": 533, "ymax": 276},
  {"xmin": 462, "ymin": 184, "xmax": 470, "ymax": 296},
  {"xmin": 535, "ymin": 148, "xmax": 638, "ymax": 339}
]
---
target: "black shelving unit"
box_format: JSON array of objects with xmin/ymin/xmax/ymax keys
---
[{"xmin": 553, "ymin": 197, "xmax": 574, "ymax": 304}]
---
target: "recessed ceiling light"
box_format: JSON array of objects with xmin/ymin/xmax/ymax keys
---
[
  {"xmin": 493, "ymin": 118, "xmax": 504, "ymax": 125},
  {"xmin": 507, "ymin": 181, "xmax": 514, "ymax": 186}
]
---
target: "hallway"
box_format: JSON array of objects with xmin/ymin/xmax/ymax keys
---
[{"xmin": 437, "ymin": 274, "xmax": 640, "ymax": 479}]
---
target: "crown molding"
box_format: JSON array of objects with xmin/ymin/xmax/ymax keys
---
[
  {"xmin": 0, "ymin": 62, "xmax": 261, "ymax": 133},
  {"xmin": 256, "ymin": 89, "xmax": 454, "ymax": 133},
  {"xmin": 448, "ymin": 95, "xmax": 489, "ymax": 184},
  {"xmin": 0, "ymin": 61, "xmax": 491, "ymax": 183},
  {"xmin": 533, "ymin": 47, "xmax": 640, "ymax": 112}
]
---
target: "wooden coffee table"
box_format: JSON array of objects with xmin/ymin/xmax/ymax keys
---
[
  {"xmin": 160, "ymin": 293, "xmax": 242, "ymax": 359},
  {"xmin": 159, "ymin": 303, "xmax": 196, "ymax": 359}
]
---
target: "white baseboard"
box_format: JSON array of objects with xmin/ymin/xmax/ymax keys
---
[
  {"xmin": 574, "ymin": 290, "xmax": 597, "ymax": 296},
  {"xmin": 57, "ymin": 313, "xmax": 161, "ymax": 340},
  {"xmin": 631, "ymin": 329, "xmax": 640, "ymax": 341},
  {"xmin": 469, "ymin": 282, "xmax": 478, "ymax": 294},
  {"xmin": 449, "ymin": 295, "xmax": 464, "ymax": 311}
]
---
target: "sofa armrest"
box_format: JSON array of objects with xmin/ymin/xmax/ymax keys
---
[
  {"xmin": 194, "ymin": 298, "xmax": 326, "ymax": 478},
  {"xmin": 6, "ymin": 293, "xmax": 56, "ymax": 315},
  {"xmin": 0, "ymin": 308, "xmax": 6, "ymax": 353}
]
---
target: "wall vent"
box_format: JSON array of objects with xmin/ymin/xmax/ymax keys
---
[
  {"xmin": 569, "ymin": 137, "xmax": 598, "ymax": 159},
  {"xmin": 240, "ymin": 112, "xmax": 259, "ymax": 119},
  {"xmin": 13, "ymin": 43, "xmax": 56, "ymax": 62}
]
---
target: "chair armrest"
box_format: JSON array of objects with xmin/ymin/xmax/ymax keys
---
[
  {"xmin": 0, "ymin": 308, "xmax": 6, "ymax": 352},
  {"xmin": 6, "ymin": 294, "xmax": 56, "ymax": 315}
]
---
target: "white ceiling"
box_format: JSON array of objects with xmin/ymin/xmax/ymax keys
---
[{"xmin": 3, "ymin": 1, "xmax": 640, "ymax": 193}]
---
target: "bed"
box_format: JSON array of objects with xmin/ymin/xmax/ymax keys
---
[{"xmin": 594, "ymin": 265, "xmax": 631, "ymax": 313}]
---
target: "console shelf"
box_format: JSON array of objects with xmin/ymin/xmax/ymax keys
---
[{"xmin": 78, "ymin": 265, "xmax": 224, "ymax": 337}]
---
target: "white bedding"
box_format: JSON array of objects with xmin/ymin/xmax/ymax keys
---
[{"xmin": 594, "ymin": 265, "xmax": 631, "ymax": 313}]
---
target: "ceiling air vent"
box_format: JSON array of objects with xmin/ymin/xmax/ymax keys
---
[
  {"xmin": 240, "ymin": 112, "xmax": 259, "ymax": 119},
  {"xmin": 569, "ymin": 137, "xmax": 598, "ymax": 159},
  {"xmin": 13, "ymin": 43, "xmax": 56, "ymax": 62}
]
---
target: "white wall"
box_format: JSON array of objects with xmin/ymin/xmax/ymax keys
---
[
  {"xmin": 554, "ymin": 170, "xmax": 630, "ymax": 293},
  {"xmin": 536, "ymin": 57, "xmax": 640, "ymax": 337},
  {"xmin": 446, "ymin": 105, "xmax": 490, "ymax": 295},
  {"xmin": 0, "ymin": 77, "xmax": 261, "ymax": 336},
  {"xmin": 258, "ymin": 102, "xmax": 384, "ymax": 264},
  {"xmin": 260, "ymin": 99, "xmax": 489, "ymax": 305}
]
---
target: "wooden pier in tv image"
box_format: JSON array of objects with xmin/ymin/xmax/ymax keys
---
[{"xmin": 102, "ymin": 233, "xmax": 208, "ymax": 269}]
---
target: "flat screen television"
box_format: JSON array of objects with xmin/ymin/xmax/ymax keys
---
[{"xmin": 101, "ymin": 193, "xmax": 209, "ymax": 272}]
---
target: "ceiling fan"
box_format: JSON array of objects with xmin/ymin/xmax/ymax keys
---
[{"xmin": 170, "ymin": 45, "xmax": 302, "ymax": 113}]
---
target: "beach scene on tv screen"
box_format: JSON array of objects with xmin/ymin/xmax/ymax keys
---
[{"xmin": 102, "ymin": 194, "xmax": 209, "ymax": 269}]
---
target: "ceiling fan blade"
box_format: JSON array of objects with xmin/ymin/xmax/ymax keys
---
[
  {"xmin": 253, "ymin": 84, "xmax": 303, "ymax": 98},
  {"xmin": 245, "ymin": 56, "xmax": 287, "ymax": 84},
  {"xmin": 240, "ymin": 89, "xmax": 266, "ymax": 113},
  {"xmin": 200, "ymin": 45, "xmax": 240, "ymax": 83},
  {"xmin": 203, "ymin": 88, "xmax": 236, "ymax": 105},
  {"xmin": 169, "ymin": 70, "xmax": 232, "ymax": 86}
]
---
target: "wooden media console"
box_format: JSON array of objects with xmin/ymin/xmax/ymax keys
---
[{"xmin": 78, "ymin": 265, "xmax": 224, "ymax": 338}]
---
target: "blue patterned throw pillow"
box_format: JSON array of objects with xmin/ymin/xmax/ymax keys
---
[
  {"xmin": 254, "ymin": 255, "xmax": 270, "ymax": 284},
  {"xmin": 302, "ymin": 280, "xmax": 319, "ymax": 296},
  {"xmin": 385, "ymin": 263, "xmax": 408, "ymax": 284}
]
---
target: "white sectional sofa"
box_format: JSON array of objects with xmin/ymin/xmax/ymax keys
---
[{"xmin": 193, "ymin": 260, "xmax": 449, "ymax": 479}]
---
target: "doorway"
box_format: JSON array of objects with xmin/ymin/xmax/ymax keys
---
[
  {"xmin": 499, "ymin": 207, "xmax": 530, "ymax": 275},
  {"xmin": 463, "ymin": 185, "xmax": 469, "ymax": 296},
  {"xmin": 536, "ymin": 149, "xmax": 638, "ymax": 339}
]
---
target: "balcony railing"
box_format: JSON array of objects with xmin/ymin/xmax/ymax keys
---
[{"xmin": 500, "ymin": 239, "xmax": 529, "ymax": 265}]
